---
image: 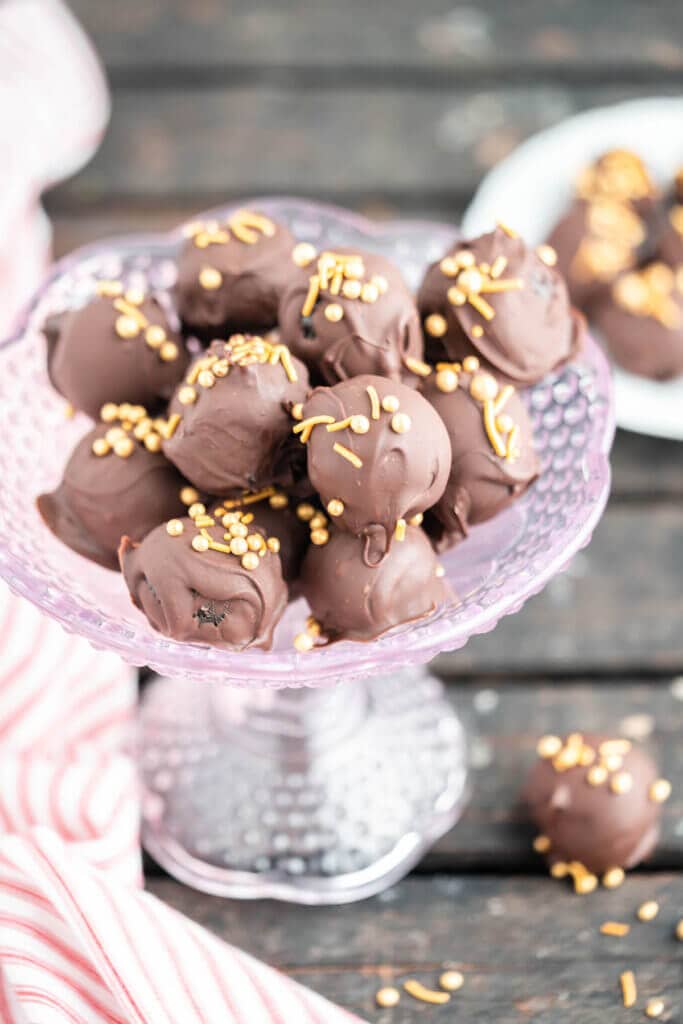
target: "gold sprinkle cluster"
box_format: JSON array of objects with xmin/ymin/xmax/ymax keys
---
[
  {"xmin": 96, "ymin": 281, "xmax": 179, "ymax": 362},
  {"xmin": 613, "ymin": 262, "xmax": 683, "ymax": 329},
  {"xmin": 297, "ymin": 249, "xmax": 389, "ymax": 322},
  {"xmin": 92, "ymin": 402, "xmax": 180, "ymax": 458},
  {"xmin": 183, "ymin": 210, "xmax": 276, "ymax": 292},
  {"xmin": 166, "ymin": 501, "xmax": 280, "ymax": 571},
  {"xmin": 576, "ymin": 150, "xmax": 656, "ymax": 206},
  {"xmin": 295, "ymin": 501, "xmax": 330, "ymax": 547},
  {"xmin": 178, "ymin": 335, "xmax": 298, "ymax": 406},
  {"xmin": 435, "ymin": 355, "xmax": 521, "ymax": 462}
]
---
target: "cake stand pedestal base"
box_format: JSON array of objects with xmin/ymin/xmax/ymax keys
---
[{"xmin": 138, "ymin": 667, "xmax": 467, "ymax": 904}]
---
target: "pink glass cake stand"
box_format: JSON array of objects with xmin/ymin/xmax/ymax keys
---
[{"xmin": 0, "ymin": 199, "xmax": 614, "ymax": 904}]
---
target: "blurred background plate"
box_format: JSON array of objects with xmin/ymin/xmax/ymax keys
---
[{"xmin": 463, "ymin": 96, "xmax": 683, "ymax": 441}]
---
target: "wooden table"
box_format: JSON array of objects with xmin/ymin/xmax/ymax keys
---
[{"xmin": 51, "ymin": 4, "xmax": 683, "ymax": 1018}]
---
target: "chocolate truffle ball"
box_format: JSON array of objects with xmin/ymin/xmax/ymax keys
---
[
  {"xmin": 211, "ymin": 489, "xmax": 311, "ymax": 589},
  {"xmin": 163, "ymin": 334, "xmax": 309, "ymax": 495},
  {"xmin": 278, "ymin": 246, "xmax": 426, "ymax": 386},
  {"xmin": 418, "ymin": 225, "xmax": 583, "ymax": 385},
  {"xmin": 297, "ymin": 375, "xmax": 451, "ymax": 565},
  {"xmin": 45, "ymin": 281, "xmax": 188, "ymax": 420},
  {"xmin": 593, "ymin": 262, "xmax": 683, "ymax": 380},
  {"xmin": 298, "ymin": 525, "xmax": 447, "ymax": 645},
  {"xmin": 524, "ymin": 732, "xmax": 670, "ymax": 884},
  {"xmin": 175, "ymin": 209, "xmax": 295, "ymax": 335},
  {"xmin": 423, "ymin": 357, "xmax": 539, "ymax": 547},
  {"xmin": 119, "ymin": 505, "xmax": 287, "ymax": 650},
  {"xmin": 37, "ymin": 403, "xmax": 190, "ymax": 571}
]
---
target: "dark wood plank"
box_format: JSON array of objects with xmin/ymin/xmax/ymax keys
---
[
  {"xmin": 71, "ymin": 1, "xmax": 683, "ymax": 76},
  {"xmin": 47, "ymin": 83, "xmax": 676, "ymax": 209},
  {"xmin": 435, "ymin": 501, "xmax": 683, "ymax": 676},
  {"xmin": 428, "ymin": 681, "xmax": 683, "ymax": 871},
  {"xmin": 147, "ymin": 873, "xmax": 683, "ymax": 1022}
]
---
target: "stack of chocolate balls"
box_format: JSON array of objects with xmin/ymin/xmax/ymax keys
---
[
  {"xmin": 39, "ymin": 208, "xmax": 583, "ymax": 651},
  {"xmin": 547, "ymin": 148, "xmax": 683, "ymax": 380}
]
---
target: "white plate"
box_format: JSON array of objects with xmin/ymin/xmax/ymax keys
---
[{"xmin": 464, "ymin": 96, "xmax": 683, "ymax": 441}]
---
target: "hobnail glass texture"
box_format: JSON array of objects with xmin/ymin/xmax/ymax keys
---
[{"xmin": 0, "ymin": 198, "xmax": 615, "ymax": 688}]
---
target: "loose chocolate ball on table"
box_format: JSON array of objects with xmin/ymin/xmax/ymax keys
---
[
  {"xmin": 296, "ymin": 374, "xmax": 451, "ymax": 566},
  {"xmin": 211, "ymin": 488, "xmax": 311, "ymax": 589},
  {"xmin": 175, "ymin": 209, "xmax": 295, "ymax": 335},
  {"xmin": 422, "ymin": 356, "xmax": 539, "ymax": 549},
  {"xmin": 45, "ymin": 281, "xmax": 188, "ymax": 420},
  {"xmin": 163, "ymin": 334, "xmax": 309, "ymax": 495},
  {"xmin": 278, "ymin": 245, "xmax": 426, "ymax": 386},
  {"xmin": 37, "ymin": 403, "xmax": 191, "ymax": 571},
  {"xmin": 119, "ymin": 504, "xmax": 288, "ymax": 650},
  {"xmin": 418, "ymin": 224, "xmax": 583, "ymax": 386},
  {"xmin": 297, "ymin": 524, "xmax": 447, "ymax": 647},
  {"xmin": 593, "ymin": 262, "xmax": 683, "ymax": 380},
  {"xmin": 524, "ymin": 732, "xmax": 671, "ymax": 890}
]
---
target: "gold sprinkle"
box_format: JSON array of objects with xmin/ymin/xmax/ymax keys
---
[
  {"xmin": 600, "ymin": 921, "xmax": 630, "ymax": 937},
  {"xmin": 97, "ymin": 280, "xmax": 123, "ymax": 298},
  {"xmin": 100, "ymin": 402, "xmax": 119, "ymax": 422},
  {"xmin": 395, "ymin": 518, "xmax": 407, "ymax": 542},
  {"xmin": 373, "ymin": 274, "xmax": 388, "ymax": 293},
  {"xmin": 480, "ymin": 277, "xmax": 524, "ymax": 295},
  {"xmin": 114, "ymin": 437, "xmax": 134, "ymax": 458},
  {"xmin": 537, "ymin": 735, "xmax": 563, "ymax": 759},
  {"xmin": 408, "ymin": 513, "xmax": 424, "ymax": 526},
  {"xmin": 247, "ymin": 535, "xmax": 263, "ymax": 552},
  {"xmin": 296, "ymin": 503, "xmax": 316, "ymax": 522},
  {"xmin": 649, "ymin": 779, "xmax": 672, "ymax": 804},
  {"xmin": 291, "ymin": 402, "xmax": 304, "ymax": 421},
  {"xmin": 324, "ymin": 303, "xmax": 344, "ymax": 323},
  {"xmin": 198, "ymin": 369, "xmax": 216, "ymax": 389},
  {"xmin": 646, "ymin": 998, "xmax": 665, "ymax": 1019},
  {"xmin": 472, "ymin": 325, "xmax": 484, "ymax": 338},
  {"xmin": 439, "ymin": 971, "xmax": 464, "ymax": 992},
  {"xmin": 92, "ymin": 438, "xmax": 110, "ymax": 457},
  {"xmin": 230, "ymin": 537, "xmax": 248, "ymax": 556},
  {"xmin": 116, "ymin": 315, "xmax": 140, "ymax": 339},
  {"xmin": 342, "ymin": 279, "xmax": 362, "ymax": 299},
  {"xmin": 435, "ymin": 565, "xmax": 445, "ymax": 578},
  {"xmin": 588, "ymin": 764, "xmax": 609, "ymax": 786},
  {"xmin": 293, "ymin": 414, "xmax": 335, "ymax": 443},
  {"xmin": 294, "ymin": 632, "xmax": 314, "ymax": 652},
  {"xmin": 199, "ymin": 267, "xmax": 223, "ymax": 290},
  {"xmin": 266, "ymin": 537, "xmax": 280, "ymax": 553},
  {"xmin": 327, "ymin": 499, "xmax": 345, "ymax": 517},
  {"xmin": 637, "ymin": 900, "xmax": 659, "ymax": 922},
  {"xmin": 242, "ymin": 551, "xmax": 260, "ymax": 570},
  {"xmin": 361, "ymin": 282, "xmax": 379, "ymax": 303},
  {"xmin": 178, "ymin": 386, "xmax": 197, "ymax": 405},
  {"xmin": 403, "ymin": 980, "xmax": 450, "ymax": 1006},
  {"xmin": 405, "ymin": 356, "xmax": 432, "ymax": 378},
  {"xmin": 440, "ymin": 256, "xmax": 460, "ymax": 277},
  {"xmin": 114, "ymin": 297, "xmax": 147, "ymax": 326},
  {"xmin": 599, "ymin": 739, "xmax": 632, "ymax": 756},
  {"xmin": 603, "ymin": 753, "xmax": 624, "ymax": 773},
  {"xmin": 309, "ymin": 513, "xmax": 327, "ymax": 530},
  {"xmin": 160, "ymin": 341, "xmax": 179, "ymax": 362},
  {"xmin": 222, "ymin": 487, "xmax": 277, "ymax": 510},
  {"xmin": 578, "ymin": 745, "xmax": 596, "ymax": 767},
  {"xmin": 180, "ymin": 487, "xmax": 199, "ymax": 506},
  {"xmin": 620, "ymin": 970, "xmax": 637, "ymax": 1008},
  {"xmin": 457, "ymin": 251, "xmax": 476, "ymax": 268},
  {"xmin": 144, "ymin": 433, "xmax": 162, "ymax": 452},
  {"xmin": 366, "ymin": 384, "xmax": 381, "ymax": 419},
  {"xmin": 192, "ymin": 535, "xmax": 210, "ymax": 553},
  {"xmin": 463, "ymin": 355, "xmax": 480, "ymax": 373},
  {"xmin": 382, "ymin": 395, "xmax": 400, "ymax": 413},
  {"xmin": 483, "ymin": 399, "xmax": 507, "ymax": 457},
  {"xmin": 163, "ymin": 413, "xmax": 181, "ymax": 439},
  {"xmin": 458, "ymin": 267, "xmax": 484, "ymax": 294},
  {"xmin": 575, "ymin": 872, "xmax": 598, "ymax": 895},
  {"xmin": 105, "ymin": 427, "xmax": 126, "ymax": 444},
  {"xmin": 550, "ymin": 862, "xmax": 568, "ymax": 879},
  {"xmin": 468, "ymin": 293, "xmax": 495, "ymax": 320},
  {"xmin": 533, "ymin": 835, "xmax": 551, "ymax": 854},
  {"xmin": 425, "ymin": 313, "xmax": 448, "ymax": 338},
  {"xmin": 391, "ymin": 412, "xmax": 411, "ymax": 434},
  {"xmin": 436, "ymin": 368, "xmax": 459, "ymax": 393},
  {"xmin": 326, "ymin": 416, "xmax": 354, "ymax": 433},
  {"xmin": 497, "ymin": 220, "xmax": 518, "ymax": 238},
  {"xmin": 350, "ymin": 414, "xmax": 370, "ymax": 434},
  {"xmin": 229, "ymin": 209, "xmax": 276, "ymax": 244},
  {"xmin": 311, "ymin": 528, "xmax": 329, "ymax": 546},
  {"xmin": 188, "ymin": 503, "xmax": 206, "ymax": 518},
  {"xmin": 301, "ymin": 274, "xmax": 320, "ymax": 317},
  {"xmin": 489, "ymin": 255, "xmax": 508, "ymax": 278},
  {"xmin": 333, "ymin": 442, "xmax": 363, "ymax": 468},
  {"xmin": 610, "ymin": 772, "xmax": 632, "ymax": 795},
  {"xmin": 375, "ymin": 985, "xmax": 400, "ymax": 1008},
  {"xmin": 602, "ymin": 867, "xmax": 625, "ymax": 889},
  {"xmin": 447, "ymin": 286, "xmax": 466, "ymax": 307},
  {"xmin": 229, "ymin": 522, "xmax": 248, "ymax": 538},
  {"xmin": 269, "ymin": 493, "xmax": 289, "ymax": 510},
  {"xmin": 675, "ymin": 919, "xmax": 683, "ymax": 941},
  {"xmin": 166, "ymin": 519, "xmax": 184, "ymax": 537},
  {"xmin": 537, "ymin": 244, "xmax": 558, "ymax": 267},
  {"xmin": 145, "ymin": 325, "xmax": 166, "ymax": 348},
  {"xmin": 64, "ymin": 402, "xmax": 75, "ymax": 419},
  {"xmin": 194, "ymin": 515, "xmax": 215, "ymax": 529},
  {"xmin": 292, "ymin": 242, "xmax": 317, "ymax": 267}
]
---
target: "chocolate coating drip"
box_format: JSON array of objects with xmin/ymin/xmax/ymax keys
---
[
  {"xmin": 279, "ymin": 246, "xmax": 424, "ymax": 386},
  {"xmin": 163, "ymin": 336, "xmax": 309, "ymax": 494},
  {"xmin": 175, "ymin": 211, "xmax": 295, "ymax": 335},
  {"xmin": 46, "ymin": 290, "xmax": 188, "ymax": 420},
  {"xmin": 524, "ymin": 732, "xmax": 665, "ymax": 875},
  {"xmin": 37, "ymin": 418, "xmax": 188, "ymax": 571},
  {"xmin": 120, "ymin": 514, "xmax": 287, "ymax": 650},
  {"xmin": 418, "ymin": 226, "xmax": 582, "ymax": 385},
  {"xmin": 423, "ymin": 364, "xmax": 538, "ymax": 547},
  {"xmin": 300, "ymin": 525, "xmax": 447, "ymax": 642},
  {"xmin": 300, "ymin": 375, "xmax": 451, "ymax": 565}
]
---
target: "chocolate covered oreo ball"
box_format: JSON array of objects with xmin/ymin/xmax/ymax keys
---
[
  {"xmin": 418, "ymin": 224, "xmax": 582, "ymax": 385},
  {"xmin": 175, "ymin": 209, "xmax": 295, "ymax": 335},
  {"xmin": 297, "ymin": 525, "xmax": 447, "ymax": 646},
  {"xmin": 163, "ymin": 334, "xmax": 309, "ymax": 495},
  {"xmin": 120, "ymin": 504, "xmax": 287, "ymax": 650},
  {"xmin": 524, "ymin": 732, "xmax": 670, "ymax": 888},
  {"xmin": 594, "ymin": 262, "xmax": 683, "ymax": 380},
  {"xmin": 423, "ymin": 356, "xmax": 539, "ymax": 548},
  {"xmin": 296, "ymin": 375, "xmax": 451, "ymax": 565},
  {"xmin": 278, "ymin": 246, "xmax": 426, "ymax": 386},
  {"xmin": 45, "ymin": 281, "xmax": 188, "ymax": 420},
  {"xmin": 37, "ymin": 403, "xmax": 190, "ymax": 570}
]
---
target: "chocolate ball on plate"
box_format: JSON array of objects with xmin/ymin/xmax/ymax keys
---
[
  {"xmin": 418, "ymin": 224, "xmax": 583, "ymax": 385},
  {"xmin": 296, "ymin": 375, "xmax": 451, "ymax": 565},
  {"xmin": 120, "ymin": 505, "xmax": 288, "ymax": 650},
  {"xmin": 45, "ymin": 282, "xmax": 188, "ymax": 420},
  {"xmin": 163, "ymin": 335, "xmax": 309, "ymax": 495}
]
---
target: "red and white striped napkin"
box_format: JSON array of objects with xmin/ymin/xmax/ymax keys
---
[{"xmin": 0, "ymin": 582, "xmax": 365, "ymax": 1023}]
